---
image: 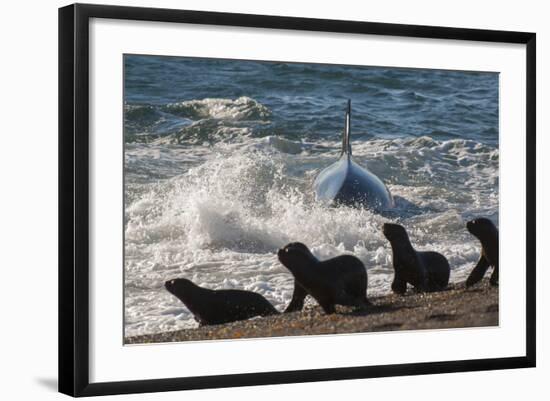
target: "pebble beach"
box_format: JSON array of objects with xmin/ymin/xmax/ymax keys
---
[{"xmin": 126, "ymin": 281, "xmax": 498, "ymax": 344}]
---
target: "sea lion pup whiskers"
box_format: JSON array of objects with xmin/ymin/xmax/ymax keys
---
[
  {"xmin": 278, "ymin": 242, "xmax": 369, "ymax": 315},
  {"xmin": 465, "ymin": 218, "xmax": 499, "ymax": 287},
  {"xmin": 382, "ymin": 223, "xmax": 450, "ymax": 294},
  {"xmin": 164, "ymin": 278, "xmax": 279, "ymax": 326}
]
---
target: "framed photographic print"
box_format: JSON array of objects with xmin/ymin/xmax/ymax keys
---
[{"xmin": 58, "ymin": 3, "xmax": 536, "ymax": 397}]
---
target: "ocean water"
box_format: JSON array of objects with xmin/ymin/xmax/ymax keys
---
[{"xmin": 123, "ymin": 55, "xmax": 499, "ymax": 338}]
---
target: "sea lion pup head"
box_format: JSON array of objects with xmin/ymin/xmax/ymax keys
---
[
  {"xmin": 277, "ymin": 242, "xmax": 317, "ymax": 271},
  {"xmin": 164, "ymin": 278, "xmax": 197, "ymax": 301},
  {"xmin": 466, "ymin": 218, "xmax": 497, "ymax": 240},
  {"xmin": 382, "ymin": 223, "xmax": 409, "ymax": 242}
]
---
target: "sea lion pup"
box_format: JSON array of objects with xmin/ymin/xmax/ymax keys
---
[
  {"xmin": 165, "ymin": 278, "xmax": 279, "ymax": 326},
  {"xmin": 383, "ymin": 223, "xmax": 450, "ymax": 294},
  {"xmin": 277, "ymin": 242, "xmax": 369, "ymax": 314},
  {"xmin": 465, "ymin": 218, "xmax": 499, "ymax": 287}
]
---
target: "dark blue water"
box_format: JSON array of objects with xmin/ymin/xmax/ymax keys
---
[
  {"xmin": 124, "ymin": 55, "xmax": 498, "ymax": 146},
  {"xmin": 123, "ymin": 55, "xmax": 499, "ymax": 337}
]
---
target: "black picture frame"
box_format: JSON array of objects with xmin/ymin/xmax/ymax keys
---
[{"xmin": 59, "ymin": 3, "xmax": 536, "ymax": 397}]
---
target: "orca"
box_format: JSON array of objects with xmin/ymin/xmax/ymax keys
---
[{"xmin": 313, "ymin": 100, "xmax": 394, "ymax": 211}]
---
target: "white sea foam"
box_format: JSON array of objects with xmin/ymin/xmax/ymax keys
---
[
  {"xmin": 163, "ymin": 96, "xmax": 271, "ymax": 120},
  {"xmin": 124, "ymin": 135, "xmax": 498, "ymax": 337}
]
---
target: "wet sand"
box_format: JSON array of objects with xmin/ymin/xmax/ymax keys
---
[{"xmin": 125, "ymin": 281, "xmax": 498, "ymax": 344}]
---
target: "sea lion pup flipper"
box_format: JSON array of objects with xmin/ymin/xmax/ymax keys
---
[
  {"xmin": 320, "ymin": 302, "xmax": 336, "ymax": 315},
  {"xmin": 335, "ymin": 290, "xmax": 371, "ymax": 309},
  {"xmin": 337, "ymin": 265, "xmax": 371, "ymax": 308},
  {"xmin": 391, "ymin": 275, "xmax": 407, "ymax": 295},
  {"xmin": 466, "ymin": 255, "xmax": 490, "ymax": 287},
  {"xmin": 284, "ymin": 280, "xmax": 308, "ymax": 313},
  {"xmin": 489, "ymin": 264, "xmax": 499, "ymax": 286}
]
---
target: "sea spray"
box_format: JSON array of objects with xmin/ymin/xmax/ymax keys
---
[{"xmin": 125, "ymin": 136, "xmax": 496, "ymax": 337}]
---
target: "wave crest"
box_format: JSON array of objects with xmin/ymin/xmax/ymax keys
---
[{"xmin": 163, "ymin": 96, "xmax": 271, "ymax": 120}]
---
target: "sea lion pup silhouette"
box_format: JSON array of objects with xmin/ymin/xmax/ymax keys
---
[
  {"xmin": 277, "ymin": 242, "xmax": 370, "ymax": 314},
  {"xmin": 382, "ymin": 223, "xmax": 450, "ymax": 294},
  {"xmin": 465, "ymin": 218, "xmax": 499, "ymax": 287},
  {"xmin": 165, "ymin": 278, "xmax": 279, "ymax": 326}
]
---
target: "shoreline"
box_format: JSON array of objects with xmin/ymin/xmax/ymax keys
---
[{"xmin": 125, "ymin": 281, "xmax": 498, "ymax": 345}]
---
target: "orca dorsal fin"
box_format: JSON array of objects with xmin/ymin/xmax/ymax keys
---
[{"xmin": 341, "ymin": 99, "xmax": 352, "ymax": 157}]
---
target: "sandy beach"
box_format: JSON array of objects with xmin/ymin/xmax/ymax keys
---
[{"xmin": 125, "ymin": 281, "xmax": 498, "ymax": 344}]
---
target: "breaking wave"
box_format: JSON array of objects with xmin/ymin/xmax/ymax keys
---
[{"xmin": 124, "ymin": 135, "xmax": 498, "ymax": 337}]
